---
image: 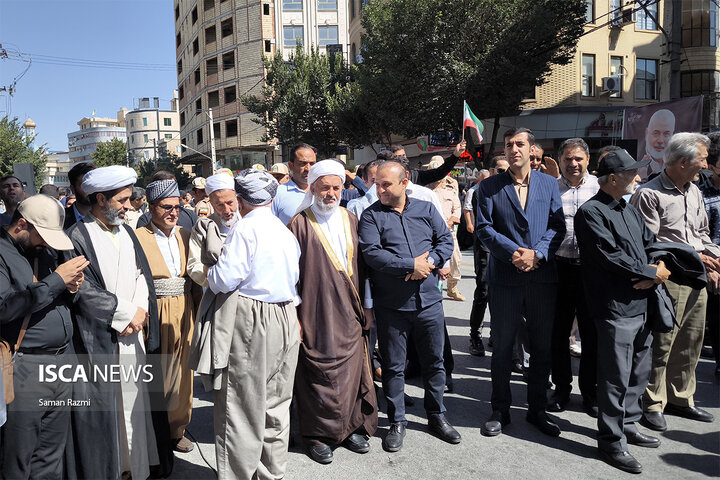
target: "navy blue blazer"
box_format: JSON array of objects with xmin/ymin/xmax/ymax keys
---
[{"xmin": 475, "ymin": 170, "xmax": 565, "ymax": 285}]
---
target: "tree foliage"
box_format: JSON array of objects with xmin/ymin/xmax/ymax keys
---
[
  {"xmin": 135, "ymin": 153, "xmax": 192, "ymax": 189},
  {"xmin": 90, "ymin": 137, "xmax": 128, "ymax": 167},
  {"xmin": 357, "ymin": 0, "xmax": 586, "ymax": 143},
  {"xmin": 241, "ymin": 45, "xmax": 373, "ymax": 158},
  {"xmin": 0, "ymin": 116, "xmax": 48, "ymax": 189}
]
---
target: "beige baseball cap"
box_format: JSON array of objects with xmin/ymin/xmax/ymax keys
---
[
  {"xmin": 17, "ymin": 194, "xmax": 73, "ymax": 250},
  {"xmin": 250, "ymin": 163, "xmax": 266, "ymax": 171},
  {"xmin": 270, "ymin": 163, "xmax": 289, "ymax": 176},
  {"xmin": 192, "ymin": 177, "xmax": 206, "ymax": 189}
]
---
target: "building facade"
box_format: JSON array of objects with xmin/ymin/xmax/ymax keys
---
[
  {"xmin": 126, "ymin": 95, "xmax": 182, "ymax": 162},
  {"xmin": 45, "ymin": 152, "xmax": 71, "ymax": 188},
  {"xmin": 67, "ymin": 109, "xmax": 128, "ymax": 164},
  {"xmin": 275, "ymin": 0, "xmax": 349, "ymax": 58}
]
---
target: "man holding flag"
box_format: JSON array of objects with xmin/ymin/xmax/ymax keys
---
[{"xmin": 463, "ymin": 100, "xmax": 485, "ymax": 167}]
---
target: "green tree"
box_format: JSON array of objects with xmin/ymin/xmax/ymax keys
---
[
  {"xmin": 357, "ymin": 0, "xmax": 586, "ymax": 152},
  {"xmin": 135, "ymin": 153, "xmax": 192, "ymax": 189},
  {"xmin": 0, "ymin": 116, "xmax": 47, "ymax": 189},
  {"xmin": 241, "ymin": 45, "xmax": 372, "ymax": 158},
  {"xmin": 91, "ymin": 137, "xmax": 128, "ymax": 166}
]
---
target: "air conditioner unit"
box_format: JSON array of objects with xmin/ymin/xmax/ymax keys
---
[
  {"xmin": 602, "ymin": 76, "xmax": 621, "ymax": 93},
  {"xmin": 610, "ymin": 7, "xmax": 634, "ymax": 27}
]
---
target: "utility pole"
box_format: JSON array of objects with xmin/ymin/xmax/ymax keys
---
[
  {"xmin": 153, "ymin": 138, "xmax": 157, "ymax": 163},
  {"xmin": 669, "ymin": 0, "xmax": 682, "ymax": 100},
  {"xmin": 209, "ymin": 107, "xmax": 217, "ymax": 174}
]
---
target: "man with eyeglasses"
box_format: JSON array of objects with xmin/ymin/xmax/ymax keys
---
[{"xmin": 135, "ymin": 176, "xmax": 201, "ymax": 454}]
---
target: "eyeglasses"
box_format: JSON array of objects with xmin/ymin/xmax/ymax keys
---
[{"xmin": 155, "ymin": 204, "xmax": 182, "ymax": 213}]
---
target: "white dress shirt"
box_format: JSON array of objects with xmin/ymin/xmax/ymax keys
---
[
  {"xmin": 207, "ymin": 206, "xmax": 301, "ymax": 305},
  {"xmin": 151, "ymin": 222, "xmax": 181, "ymax": 277}
]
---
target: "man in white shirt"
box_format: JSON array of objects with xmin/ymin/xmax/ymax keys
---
[
  {"xmin": 271, "ymin": 143, "xmax": 318, "ymax": 224},
  {"xmin": 207, "ymin": 169, "xmax": 301, "ymax": 480}
]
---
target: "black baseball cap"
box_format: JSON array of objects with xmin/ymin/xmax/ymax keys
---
[{"xmin": 596, "ymin": 149, "xmax": 650, "ymax": 177}]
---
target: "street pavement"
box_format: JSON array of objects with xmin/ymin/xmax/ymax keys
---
[{"xmin": 172, "ymin": 251, "xmax": 720, "ymax": 479}]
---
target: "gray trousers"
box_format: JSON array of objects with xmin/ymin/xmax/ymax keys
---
[
  {"xmin": 214, "ymin": 296, "xmax": 300, "ymax": 480},
  {"xmin": 596, "ymin": 313, "xmax": 652, "ymax": 454}
]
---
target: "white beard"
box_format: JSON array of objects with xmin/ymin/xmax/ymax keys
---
[{"xmin": 313, "ymin": 195, "xmax": 339, "ymax": 214}]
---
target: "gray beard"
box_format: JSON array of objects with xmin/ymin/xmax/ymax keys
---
[
  {"xmin": 313, "ymin": 196, "xmax": 339, "ymax": 214},
  {"xmin": 220, "ymin": 211, "xmax": 239, "ymax": 228},
  {"xmin": 101, "ymin": 204, "xmax": 125, "ymax": 226}
]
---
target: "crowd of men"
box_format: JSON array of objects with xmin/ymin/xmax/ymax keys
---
[{"xmin": 0, "ymin": 126, "xmax": 718, "ymax": 479}]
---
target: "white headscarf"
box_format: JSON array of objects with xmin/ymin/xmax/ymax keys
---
[
  {"xmin": 295, "ymin": 160, "xmax": 346, "ymax": 215},
  {"xmin": 81, "ymin": 166, "xmax": 137, "ymax": 195}
]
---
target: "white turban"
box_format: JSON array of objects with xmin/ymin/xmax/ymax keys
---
[
  {"xmin": 295, "ymin": 159, "xmax": 346, "ymax": 215},
  {"xmin": 205, "ymin": 172, "xmax": 235, "ymax": 195},
  {"xmin": 81, "ymin": 166, "xmax": 137, "ymax": 195}
]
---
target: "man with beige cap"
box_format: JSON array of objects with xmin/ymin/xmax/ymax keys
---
[
  {"xmin": 270, "ymin": 162, "xmax": 290, "ymax": 184},
  {"xmin": 0, "ymin": 194, "xmax": 89, "ymax": 479},
  {"xmin": 191, "ymin": 176, "xmax": 214, "ymax": 217}
]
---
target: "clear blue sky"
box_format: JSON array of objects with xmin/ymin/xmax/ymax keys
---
[{"xmin": 0, "ymin": 0, "xmax": 177, "ymax": 152}]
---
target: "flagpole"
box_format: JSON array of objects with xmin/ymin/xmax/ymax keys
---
[{"xmin": 461, "ymin": 100, "xmax": 466, "ymax": 142}]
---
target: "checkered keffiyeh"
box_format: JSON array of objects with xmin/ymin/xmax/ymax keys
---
[
  {"xmin": 146, "ymin": 179, "xmax": 180, "ymax": 202},
  {"xmin": 234, "ymin": 169, "xmax": 278, "ymax": 206}
]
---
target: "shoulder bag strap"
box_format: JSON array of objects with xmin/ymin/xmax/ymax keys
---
[{"xmin": 14, "ymin": 258, "xmax": 38, "ymax": 351}]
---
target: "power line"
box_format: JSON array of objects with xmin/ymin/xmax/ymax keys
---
[{"xmin": 5, "ymin": 49, "xmax": 175, "ymax": 71}]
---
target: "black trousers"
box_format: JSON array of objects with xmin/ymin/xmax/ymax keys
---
[
  {"xmin": 551, "ymin": 260, "xmax": 597, "ymax": 401},
  {"xmin": 596, "ymin": 313, "xmax": 652, "ymax": 454},
  {"xmin": 488, "ymin": 282, "xmax": 556, "ymax": 414},
  {"xmin": 470, "ymin": 239, "xmax": 489, "ymax": 338},
  {"xmin": 1, "ymin": 350, "xmax": 73, "ymax": 480},
  {"xmin": 376, "ymin": 302, "xmax": 446, "ymax": 423}
]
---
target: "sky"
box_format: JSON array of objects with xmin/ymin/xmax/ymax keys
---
[{"xmin": 0, "ymin": 0, "xmax": 177, "ymax": 152}]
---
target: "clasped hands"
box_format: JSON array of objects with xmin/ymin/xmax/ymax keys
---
[
  {"xmin": 700, "ymin": 254, "xmax": 720, "ymax": 291},
  {"xmin": 512, "ymin": 247, "xmax": 539, "ymax": 272},
  {"xmin": 632, "ymin": 260, "xmax": 671, "ymax": 290}
]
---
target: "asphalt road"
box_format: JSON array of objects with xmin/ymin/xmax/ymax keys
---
[{"xmin": 172, "ymin": 251, "xmax": 720, "ymax": 479}]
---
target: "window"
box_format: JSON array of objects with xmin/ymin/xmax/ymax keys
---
[
  {"xmin": 206, "ymin": 25, "xmax": 216, "ymax": 44},
  {"xmin": 195, "ymin": 68, "xmax": 201, "ymax": 84},
  {"xmin": 197, "ymin": 128, "xmax": 204, "ymax": 144},
  {"xmin": 208, "ymin": 90, "xmax": 220, "ymax": 108},
  {"xmin": 176, "ymin": 33, "xmax": 181, "ymax": 48},
  {"xmin": 681, "ymin": 70, "xmax": 720, "ymax": 97},
  {"xmin": 351, "ymin": 0, "xmax": 355, "ymax": 19},
  {"xmin": 318, "ymin": 26, "xmax": 339, "ymax": 47},
  {"xmin": 318, "ymin": 0, "xmax": 337, "ymax": 10},
  {"xmin": 636, "ymin": 58, "xmax": 658, "ymax": 100},
  {"xmin": 222, "ymin": 51, "xmax": 234, "ymax": 70},
  {"xmin": 165, "ymin": 134, "xmax": 173, "ymax": 140},
  {"xmin": 351, "ymin": 43, "xmax": 357, "ymax": 64},
  {"xmin": 221, "ymin": 18, "xmax": 233, "ymax": 38},
  {"xmin": 175, "ymin": 5, "xmax": 180, "ymax": 20},
  {"xmin": 226, "ymin": 119, "xmax": 238, "ymax": 137},
  {"xmin": 196, "ymin": 98, "xmax": 202, "ymax": 112},
  {"xmin": 142, "ymin": 117, "xmax": 148, "ymax": 127},
  {"xmin": 179, "ymin": 85, "xmax": 184, "ymax": 100},
  {"xmin": 265, "ymin": 39, "xmax": 272, "ymax": 52},
  {"xmin": 164, "ymin": 118, "xmax": 172, "ymax": 126},
  {"xmin": 193, "ymin": 38, "xmax": 199, "ymax": 55},
  {"xmin": 131, "ymin": 135, "xmax": 135, "ymax": 144},
  {"xmin": 213, "ymin": 122, "xmax": 221, "ymax": 140},
  {"xmin": 191, "ymin": 6, "xmax": 198, "ymax": 24},
  {"xmin": 263, "ymin": 3, "xmax": 270, "ymax": 15},
  {"xmin": 585, "ymin": 0, "xmax": 593, "ymax": 23},
  {"xmin": 283, "ymin": 0, "xmax": 302, "ymax": 11},
  {"xmin": 207, "ymin": 57, "xmax": 219, "ymax": 75},
  {"xmin": 144, "ymin": 151, "xmax": 150, "ymax": 159},
  {"xmin": 180, "ymin": 112, "xmax": 185, "ymax": 125},
  {"xmin": 610, "ymin": 56, "xmax": 623, "ymax": 98},
  {"xmin": 581, "ymin": 54, "xmax": 595, "ymax": 97},
  {"xmin": 284, "ymin": 26, "xmax": 304, "ymax": 47},
  {"xmin": 224, "ymin": 85, "xmax": 236, "ymax": 103},
  {"xmin": 204, "ymin": 0, "xmax": 214, "ymax": 10},
  {"xmin": 181, "ymin": 138, "xmax": 187, "ymax": 152},
  {"xmin": 177, "ymin": 59, "xmax": 183, "ymax": 75},
  {"xmin": 636, "ymin": 0, "xmax": 658, "ymax": 30},
  {"xmin": 143, "ymin": 134, "xmax": 149, "ymax": 143},
  {"xmin": 682, "ymin": 0, "xmax": 719, "ymax": 47},
  {"xmin": 130, "ymin": 119, "xmax": 135, "ymax": 127}
]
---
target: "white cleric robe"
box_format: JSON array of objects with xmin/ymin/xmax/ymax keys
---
[{"xmin": 85, "ymin": 215, "xmax": 159, "ymax": 480}]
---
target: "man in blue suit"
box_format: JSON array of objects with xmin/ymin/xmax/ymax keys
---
[{"xmin": 476, "ymin": 127, "xmax": 566, "ymax": 438}]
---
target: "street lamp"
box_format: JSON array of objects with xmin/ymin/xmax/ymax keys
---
[{"xmin": 194, "ymin": 108, "xmax": 217, "ymax": 175}]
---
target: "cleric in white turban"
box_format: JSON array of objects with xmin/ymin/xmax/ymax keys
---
[{"xmin": 81, "ymin": 165, "xmax": 138, "ymax": 196}]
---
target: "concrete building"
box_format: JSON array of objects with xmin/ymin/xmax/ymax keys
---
[
  {"xmin": 174, "ymin": 0, "xmax": 350, "ymax": 174},
  {"xmin": 67, "ymin": 109, "xmax": 128, "ymax": 164},
  {"xmin": 44, "ymin": 152, "xmax": 71, "ymax": 188},
  {"xmin": 126, "ymin": 95, "xmax": 182, "ymax": 163}
]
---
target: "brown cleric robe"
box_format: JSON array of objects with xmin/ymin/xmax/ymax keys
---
[
  {"xmin": 288, "ymin": 207, "xmax": 378, "ymax": 444},
  {"xmin": 135, "ymin": 224, "xmax": 200, "ymax": 440}
]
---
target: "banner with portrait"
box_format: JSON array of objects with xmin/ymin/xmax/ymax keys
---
[{"xmin": 622, "ymin": 96, "xmax": 704, "ymax": 179}]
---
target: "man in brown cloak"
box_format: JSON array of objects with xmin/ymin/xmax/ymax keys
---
[{"xmin": 288, "ymin": 160, "xmax": 378, "ymax": 465}]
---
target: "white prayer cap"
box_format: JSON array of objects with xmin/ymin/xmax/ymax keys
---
[
  {"xmin": 295, "ymin": 159, "xmax": 346, "ymax": 215},
  {"xmin": 205, "ymin": 172, "xmax": 235, "ymax": 195},
  {"xmin": 81, "ymin": 166, "xmax": 137, "ymax": 195}
]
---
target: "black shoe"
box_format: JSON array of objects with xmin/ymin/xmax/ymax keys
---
[
  {"xmin": 599, "ymin": 449, "xmax": 642, "ymax": 474},
  {"xmin": 469, "ymin": 337, "xmax": 486, "ymax": 357},
  {"xmin": 445, "ymin": 376, "xmax": 454, "ymax": 393},
  {"xmin": 308, "ymin": 443, "xmax": 333, "ymax": 464},
  {"xmin": 624, "ymin": 429, "xmax": 660, "ymax": 448},
  {"xmin": 343, "ymin": 433, "xmax": 370, "ymax": 454},
  {"xmin": 664, "ymin": 404, "xmax": 715, "ymax": 423},
  {"xmin": 383, "ymin": 423, "xmax": 406, "ymax": 452},
  {"xmin": 582, "ymin": 399, "xmax": 599, "ymax": 418},
  {"xmin": 481, "ymin": 410, "xmax": 510, "ymax": 437},
  {"xmin": 404, "ymin": 393, "xmax": 415, "ymax": 407},
  {"xmin": 428, "ymin": 414, "xmax": 461, "ymax": 444},
  {"xmin": 526, "ymin": 411, "xmax": 561, "ymax": 437},
  {"xmin": 640, "ymin": 411, "xmax": 667, "ymax": 432},
  {"xmin": 546, "ymin": 391, "xmax": 570, "ymax": 413}
]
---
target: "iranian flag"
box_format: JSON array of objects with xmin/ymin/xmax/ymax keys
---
[{"xmin": 462, "ymin": 101, "xmax": 483, "ymax": 144}]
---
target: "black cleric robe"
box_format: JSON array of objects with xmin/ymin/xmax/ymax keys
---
[
  {"xmin": 61, "ymin": 219, "xmax": 173, "ymax": 480},
  {"xmin": 288, "ymin": 207, "xmax": 378, "ymax": 443}
]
